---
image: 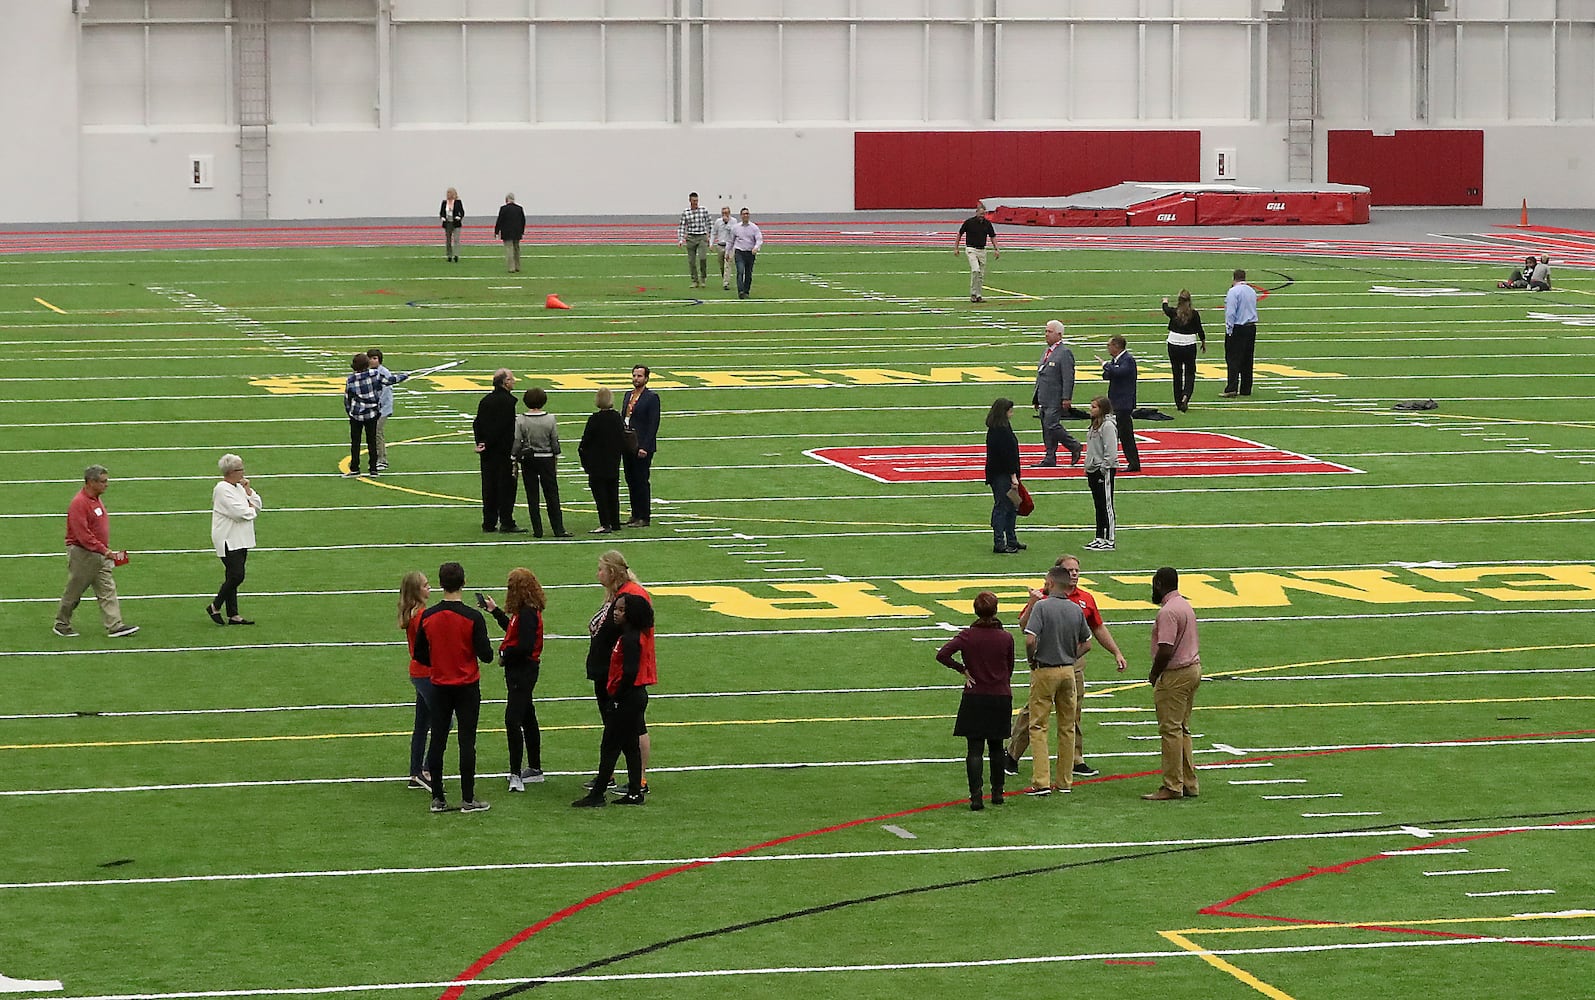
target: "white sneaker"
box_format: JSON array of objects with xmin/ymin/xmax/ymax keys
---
[
  {"xmin": 108, "ymin": 624, "xmax": 140, "ymax": 638},
  {"xmin": 508, "ymin": 774, "xmax": 525, "ymax": 793}
]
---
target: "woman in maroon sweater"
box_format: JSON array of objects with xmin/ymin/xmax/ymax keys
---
[{"xmin": 936, "ymin": 591, "xmax": 1016, "ymax": 810}]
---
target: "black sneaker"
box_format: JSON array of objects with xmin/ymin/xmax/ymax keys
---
[
  {"xmin": 571, "ymin": 793, "xmax": 607, "ymax": 808},
  {"xmin": 429, "ymin": 798, "xmax": 448, "ymax": 813},
  {"xmin": 1003, "ymin": 753, "xmax": 1020, "ymax": 775},
  {"xmin": 583, "ymin": 777, "xmax": 618, "ymax": 791},
  {"xmin": 1073, "ymin": 763, "xmax": 1099, "ymax": 778},
  {"xmin": 613, "ymin": 792, "xmax": 646, "ymax": 806}
]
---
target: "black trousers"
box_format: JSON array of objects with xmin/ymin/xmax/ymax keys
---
[
  {"xmin": 1087, "ymin": 468, "xmax": 1117, "ymax": 542},
  {"xmin": 348, "ymin": 416, "xmax": 378, "ymax": 474},
  {"xmin": 480, "ymin": 451, "xmax": 519, "ymax": 530},
  {"xmin": 1167, "ymin": 342, "xmax": 1198, "ymax": 406},
  {"xmin": 622, "ymin": 452, "xmax": 653, "ymax": 522},
  {"xmin": 504, "ymin": 663, "xmax": 541, "ymax": 774},
  {"xmin": 1115, "ymin": 410, "xmax": 1140, "ymax": 470},
  {"xmin": 425, "ymin": 681, "xmax": 481, "ymax": 804},
  {"xmin": 589, "ymin": 474, "xmax": 621, "ymax": 531},
  {"xmin": 1225, "ymin": 322, "xmax": 1257, "ymax": 395},
  {"xmin": 213, "ymin": 547, "xmax": 248, "ymax": 617},
  {"xmin": 966, "ymin": 736, "xmax": 1005, "ymax": 802},
  {"xmin": 593, "ymin": 686, "xmax": 648, "ymax": 792},
  {"xmin": 519, "ymin": 457, "xmax": 564, "ymax": 535}
]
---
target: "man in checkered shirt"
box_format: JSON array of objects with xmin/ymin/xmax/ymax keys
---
[
  {"xmin": 344, "ymin": 353, "xmax": 404, "ymax": 478},
  {"xmin": 676, "ymin": 191, "xmax": 713, "ymax": 288}
]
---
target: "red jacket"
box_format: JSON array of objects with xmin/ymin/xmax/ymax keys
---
[
  {"xmin": 414, "ymin": 599, "xmax": 492, "ymax": 686},
  {"xmin": 406, "ymin": 614, "xmax": 427, "ymax": 679},
  {"xmin": 607, "ymin": 627, "xmax": 657, "ymax": 695},
  {"xmin": 65, "ymin": 489, "xmax": 111, "ymax": 555}
]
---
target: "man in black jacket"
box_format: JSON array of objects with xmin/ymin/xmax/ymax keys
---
[
  {"xmin": 474, "ymin": 369, "xmax": 524, "ymax": 533},
  {"xmin": 493, "ymin": 194, "xmax": 526, "ymax": 273},
  {"xmin": 621, "ymin": 365, "xmax": 661, "ymax": 528}
]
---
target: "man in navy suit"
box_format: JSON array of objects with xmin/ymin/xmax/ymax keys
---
[
  {"xmin": 1101, "ymin": 336, "xmax": 1141, "ymax": 473},
  {"xmin": 621, "ymin": 365, "xmax": 661, "ymax": 528}
]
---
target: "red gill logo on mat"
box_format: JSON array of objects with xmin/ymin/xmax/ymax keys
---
[{"xmin": 806, "ymin": 431, "xmax": 1362, "ymax": 483}]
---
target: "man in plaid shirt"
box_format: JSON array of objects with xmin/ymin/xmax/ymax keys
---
[
  {"xmin": 344, "ymin": 353, "xmax": 404, "ymax": 477},
  {"xmin": 676, "ymin": 191, "xmax": 713, "ymax": 288}
]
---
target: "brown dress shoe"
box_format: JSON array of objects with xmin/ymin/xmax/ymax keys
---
[{"xmin": 1141, "ymin": 788, "xmax": 1183, "ymax": 801}]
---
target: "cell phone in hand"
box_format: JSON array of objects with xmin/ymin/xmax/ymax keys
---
[{"xmin": 475, "ymin": 592, "xmax": 488, "ymax": 609}]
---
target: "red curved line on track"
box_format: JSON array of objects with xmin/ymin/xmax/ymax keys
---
[{"xmin": 437, "ymin": 728, "xmax": 1595, "ymax": 996}]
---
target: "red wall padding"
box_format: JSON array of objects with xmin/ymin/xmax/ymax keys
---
[
  {"xmin": 854, "ymin": 130, "xmax": 1201, "ymax": 210},
  {"xmin": 1326, "ymin": 130, "xmax": 1483, "ymax": 207},
  {"xmin": 1194, "ymin": 191, "xmax": 1369, "ymax": 226}
]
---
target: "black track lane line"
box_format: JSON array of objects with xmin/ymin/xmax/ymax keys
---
[{"xmin": 478, "ymin": 806, "xmax": 1595, "ymax": 997}]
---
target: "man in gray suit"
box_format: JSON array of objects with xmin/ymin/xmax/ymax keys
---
[{"xmin": 1032, "ymin": 320, "xmax": 1082, "ymax": 467}]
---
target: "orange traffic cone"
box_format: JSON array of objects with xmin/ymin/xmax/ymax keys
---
[
  {"xmin": 1519, "ymin": 199, "xmax": 1530, "ymax": 228},
  {"xmin": 545, "ymin": 293, "xmax": 571, "ymax": 310}
]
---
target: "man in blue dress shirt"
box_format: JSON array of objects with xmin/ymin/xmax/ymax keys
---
[{"xmin": 1222, "ymin": 269, "xmax": 1259, "ymax": 397}]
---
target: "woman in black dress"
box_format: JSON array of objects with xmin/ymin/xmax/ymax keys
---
[
  {"xmin": 984, "ymin": 397, "xmax": 1022, "ymax": 554},
  {"xmin": 936, "ymin": 591, "xmax": 1015, "ymax": 810},
  {"xmin": 578, "ymin": 387, "xmax": 626, "ymax": 533},
  {"xmin": 1162, "ymin": 289, "xmax": 1206, "ymax": 413}
]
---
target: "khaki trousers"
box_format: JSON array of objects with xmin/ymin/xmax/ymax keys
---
[
  {"xmin": 372, "ymin": 413, "xmax": 389, "ymax": 467},
  {"xmin": 1008, "ymin": 663, "xmax": 1085, "ymax": 765},
  {"xmin": 715, "ymin": 246, "xmax": 732, "ymax": 288},
  {"xmin": 966, "ymin": 247, "xmax": 988, "ymax": 297},
  {"xmin": 1153, "ymin": 664, "xmax": 1202, "ymax": 794},
  {"xmin": 684, "ymin": 233, "xmax": 709, "ymax": 283},
  {"xmin": 502, "ymin": 239, "xmax": 521, "ymax": 272},
  {"xmin": 56, "ymin": 545, "xmax": 124, "ymax": 633},
  {"xmin": 1026, "ymin": 665, "xmax": 1077, "ymax": 791}
]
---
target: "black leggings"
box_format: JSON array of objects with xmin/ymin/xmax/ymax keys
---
[
  {"xmin": 425, "ymin": 681, "xmax": 481, "ymax": 804},
  {"xmin": 213, "ymin": 547, "xmax": 248, "ymax": 617},
  {"xmin": 1167, "ymin": 342, "xmax": 1198, "ymax": 406},
  {"xmin": 594, "ymin": 686, "xmax": 648, "ymax": 792},
  {"xmin": 965, "ymin": 737, "xmax": 1005, "ymax": 800},
  {"xmin": 504, "ymin": 664, "xmax": 541, "ymax": 774}
]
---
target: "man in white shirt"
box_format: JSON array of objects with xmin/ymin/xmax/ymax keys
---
[
  {"xmin": 729, "ymin": 207, "xmax": 764, "ymax": 299},
  {"xmin": 710, "ymin": 206, "xmax": 735, "ymax": 292}
]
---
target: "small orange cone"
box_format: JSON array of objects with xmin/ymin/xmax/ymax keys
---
[
  {"xmin": 1519, "ymin": 199, "xmax": 1530, "ymax": 228},
  {"xmin": 545, "ymin": 293, "xmax": 571, "ymax": 310}
]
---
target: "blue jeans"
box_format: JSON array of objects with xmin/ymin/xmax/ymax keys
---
[
  {"xmin": 988, "ymin": 477, "xmax": 1018, "ymax": 547},
  {"xmin": 408, "ymin": 676, "xmax": 434, "ymax": 777}
]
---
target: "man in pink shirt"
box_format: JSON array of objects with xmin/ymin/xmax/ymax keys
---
[
  {"xmin": 54, "ymin": 465, "xmax": 139, "ymax": 638},
  {"xmin": 1144, "ymin": 566, "xmax": 1200, "ymax": 800}
]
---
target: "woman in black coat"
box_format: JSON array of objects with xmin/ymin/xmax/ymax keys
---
[
  {"xmin": 578, "ymin": 387, "xmax": 627, "ymax": 533},
  {"xmin": 984, "ymin": 397, "xmax": 1023, "ymax": 554},
  {"xmin": 439, "ymin": 187, "xmax": 464, "ymax": 262}
]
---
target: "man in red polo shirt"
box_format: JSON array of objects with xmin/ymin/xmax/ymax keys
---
[
  {"xmin": 1006, "ymin": 553, "xmax": 1128, "ymax": 777},
  {"xmin": 54, "ymin": 465, "xmax": 138, "ymax": 638}
]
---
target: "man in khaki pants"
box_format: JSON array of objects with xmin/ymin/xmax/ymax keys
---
[
  {"xmin": 1144, "ymin": 566, "xmax": 1201, "ymax": 800},
  {"xmin": 1021, "ymin": 565, "xmax": 1091, "ymax": 795},
  {"xmin": 54, "ymin": 465, "xmax": 139, "ymax": 638}
]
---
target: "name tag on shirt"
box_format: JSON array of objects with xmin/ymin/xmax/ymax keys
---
[{"xmin": 93, "ymin": 507, "xmax": 103, "ymax": 516}]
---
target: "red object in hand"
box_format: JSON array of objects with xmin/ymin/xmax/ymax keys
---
[{"xmin": 110, "ymin": 550, "xmax": 130, "ymax": 566}]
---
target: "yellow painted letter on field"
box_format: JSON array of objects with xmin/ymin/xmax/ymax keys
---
[
  {"xmin": 649, "ymin": 583, "xmax": 929, "ymax": 620},
  {"xmin": 820, "ymin": 367, "xmax": 1027, "ymax": 386},
  {"xmin": 669, "ymin": 370, "xmax": 830, "ymax": 388},
  {"xmin": 1408, "ymin": 565, "xmax": 1595, "ymax": 602},
  {"xmin": 896, "ymin": 577, "xmax": 1043, "ymax": 615}
]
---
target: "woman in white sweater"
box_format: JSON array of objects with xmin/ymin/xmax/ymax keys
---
[
  {"xmin": 208, "ymin": 453, "xmax": 263, "ymax": 625},
  {"xmin": 1083, "ymin": 397, "xmax": 1119, "ymax": 552}
]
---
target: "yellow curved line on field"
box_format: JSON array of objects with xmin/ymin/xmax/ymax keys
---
[
  {"xmin": 1160, "ymin": 931, "xmax": 1297, "ymax": 1000},
  {"xmin": 1091, "ymin": 642, "xmax": 1595, "ymax": 698},
  {"xmin": 338, "ymin": 431, "xmax": 481, "ymax": 504}
]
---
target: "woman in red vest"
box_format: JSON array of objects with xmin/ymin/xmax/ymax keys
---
[{"xmin": 573, "ymin": 591, "xmax": 655, "ymax": 808}]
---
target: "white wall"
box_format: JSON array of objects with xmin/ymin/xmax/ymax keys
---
[{"xmin": 8, "ymin": 0, "xmax": 1595, "ymax": 223}]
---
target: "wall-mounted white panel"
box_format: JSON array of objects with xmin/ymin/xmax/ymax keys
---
[
  {"xmin": 605, "ymin": 24, "xmax": 672, "ymax": 122},
  {"xmin": 1178, "ymin": 24, "xmax": 1250, "ymax": 120},
  {"xmin": 782, "ymin": 25, "xmax": 850, "ymax": 121},
  {"xmin": 148, "ymin": 26, "xmax": 230, "ymax": 125},
  {"xmin": 927, "ymin": 25, "xmax": 974, "ymax": 121},
  {"xmin": 1318, "ymin": 22, "xmax": 1366, "ymax": 120},
  {"xmin": 1559, "ymin": 22, "xmax": 1595, "ymax": 120},
  {"xmin": 81, "ymin": 27, "xmax": 148, "ymax": 126},
  {"xmin": 1071, "ymin": 0, "xmax": 1136, "ymax": 17},
  {"xmin": 607, "ymin": 0, "xmax": 672, "ymax": 17},
  {"xmin": 395, "ymin": 0, "xmax": 468, "ymax": 18},
  {"xmin": 856, "ymin": 24, "xmax": 924, "ymax": 120},
  {"xmin": 269, "ymin": 23, "xmax": 315, "ymax": 123},
  {"xmin": 393, "ymin": 24, "xmax": 464, "ymax": 123},
  {"xmin": 1365, "ymin": 23, "xmax": 1415, "ymax": 121},
  {"xmin": 271, "ymin": 0, "xmax": 314, "ymax": 17},
  {"xmin": 928, "ymin": 0, "xmax": 969, "ymax": 16},
  {"xmin": 317, "ymin": 0, "xmax": 381, "ymax": 17},
  {"xmin": 1506, "ymin": 24, "xmax": 1553, "ymax": 119},
  {"xmin": 1071, "ymin": 24, "xmax": 1137, "ymax": 119},
  {"xmin": 1509, "ymin": 0, "xmax": 1556, "ymax": 18},
  {"xmin": 1430, "ymin": 20, "xmax": 1458, "ymax": 118},
  {"xmin": 792, "ymin": 0, "xmax": 852, "ymax": 16},
  {"xmin": 994, "ymin": 24, "xmax": 1068, "ymax": 119},
  {"xmin": 534, "ymin": 25, "xmax": 604, "ymax": 122},
  {"xmin": 80, "ymin": 130, "xmax": 240, "ymax": 220},
  {"xmin": 466, "ymin": 25, "xmax": 531, "ymax": 123},
  {"xmin": 1452, "ymin": 0, "xmax": 1509, "ymax": 16},
  {"xmin": 87, "ymin": 0, "xmax": 147, "ymax": 18},
  {"xmin": 2, "ymin": 2, "xmax": 79, "ymax": 222},
  {"xmin": 1456, "ymin": 25, "xmax": 1506, "ymax": 118},
  {"xmin": 704, "ymin": 25, "xmax": 779, "ymax": 121},
  {"xmin": 148, "ymin": 0, "xmax": 229, "ymax": 17},
  {"xmin": 1263, "ymin": 20, "xmax": 1289, "ymax": 121},
  {"xmin": 704, "ymin": 0, "xmax": 781, "ymax": 17},
  {"xmin": 1142, "ymin": 24, "xmax": 1173, "ymax": 120},
  {"xmin": 313, "ymin": 24, "xmax": 380, "ymax": 125}
]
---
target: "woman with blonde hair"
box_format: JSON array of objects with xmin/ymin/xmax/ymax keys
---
[
  {"xmin": 1083, "ymin": 396, "xmax": 1120, "ymax": 551},
  {"xmin": 208, "ymin": 453, "xmax": 262, "ymax": 626},
  {"xmin": 398, "ymin": 570, "xmax": 434, "ymax": 790},
  {"xmin": 439, "ymin": 187, "xmax": 464, "ymax": 262},
  {"xmin": 581, "ymin": 549, "xmax": 654, "ymax": 798},
  {"xmin": 1161, "ymin": 289, "xmax": 1206, "ymax": 413},
  {"xmin": 578, "ymin": 386, "xmax": 626, "ymax": 533},
  {"xmin": 482, "ymin": 567, "xmax": 548, "ymax": 792}
]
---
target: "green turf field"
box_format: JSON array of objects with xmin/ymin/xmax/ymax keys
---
[{"xmin": 3, "ymin": 242, "xmax": 1594, "ymax": 1000}]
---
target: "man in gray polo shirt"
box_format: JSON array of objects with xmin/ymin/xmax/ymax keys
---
[{"xmin": 1022, "ymin": 565, "xmax": 1091, "ymax": 795}]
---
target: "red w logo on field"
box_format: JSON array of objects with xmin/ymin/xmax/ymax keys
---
[{"xmin": 806, "ymin": 431, "xmax": 1361, "ymax": 483}]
